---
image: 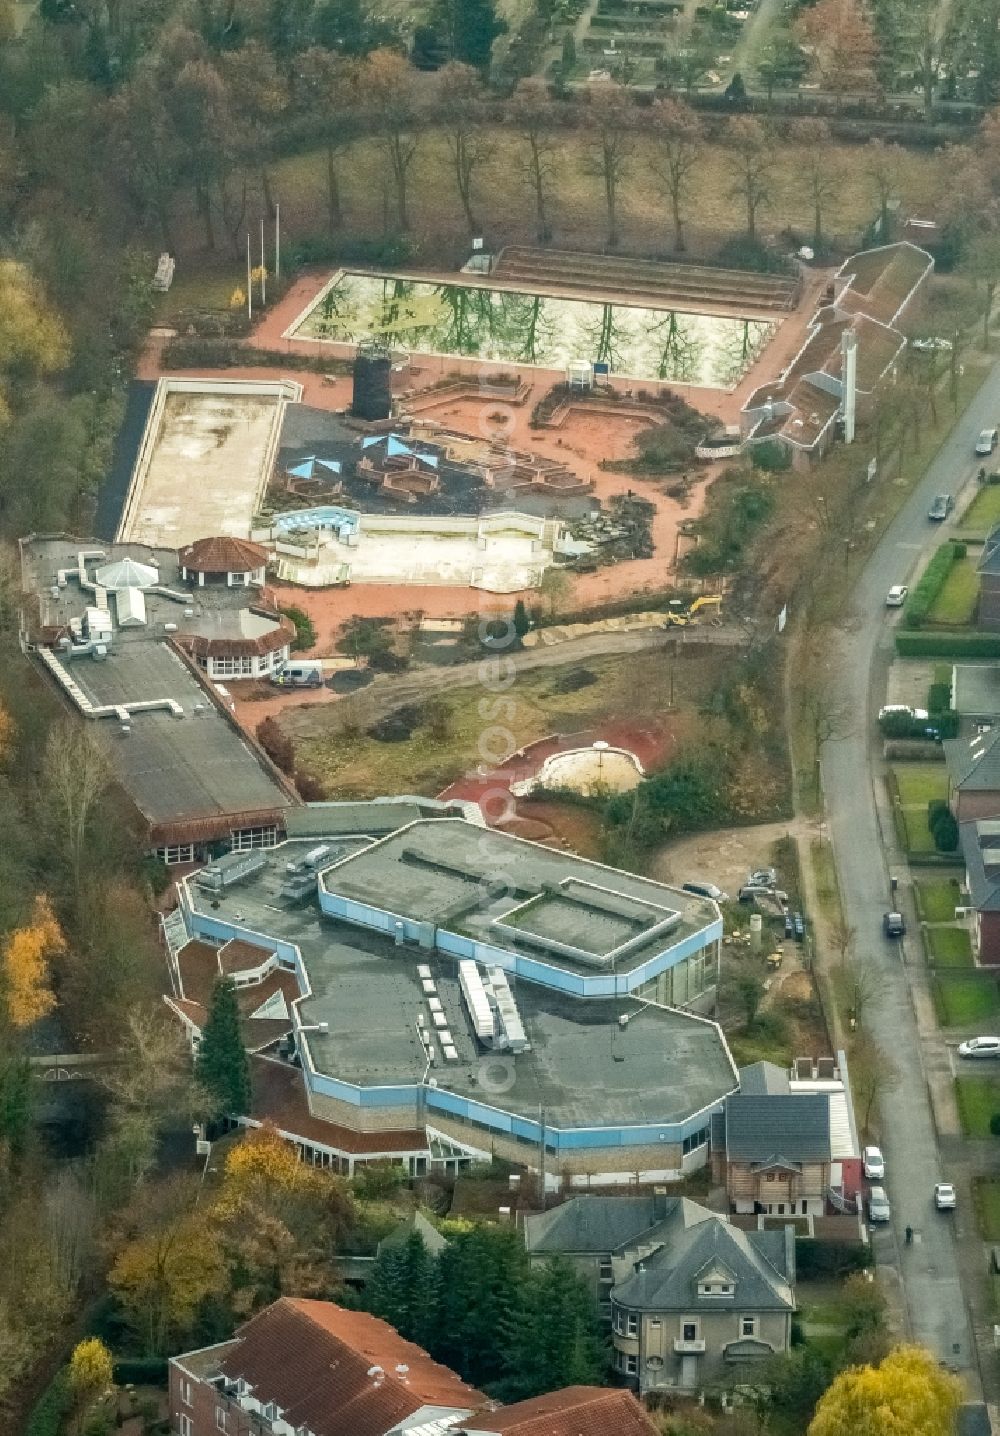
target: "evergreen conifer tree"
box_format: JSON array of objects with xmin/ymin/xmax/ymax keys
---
[{"xmin": 196, "ymin": 977, "xmax": 251, "ymax": 1116}]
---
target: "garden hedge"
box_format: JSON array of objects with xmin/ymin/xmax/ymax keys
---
[
  {"xmin": 112, "ymin": 1356, "xmax": 169, "ymax": 1385},
  {"xmin": 25, "ymin": 1371, "xmax": 71, "ymax": 1436},
  {"xmin": 795, "ymin": 1238, "xmax": 872, "ymax": 1278},
  {"xmin": 895, "ymin": 630, "xmax": 1000, "ymax": 658},
  {"xmin": 901, "ymin": 541, "xmax": 965, "ymax": 629}
]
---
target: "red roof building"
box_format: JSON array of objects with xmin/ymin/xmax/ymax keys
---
[
  {"xmin": 179, "ymin": 536, "xmax": 270, "ymax": 587},
  {"xmin": 169, "ymin": 1298, "xmax": 658, "ymax": 1436}
]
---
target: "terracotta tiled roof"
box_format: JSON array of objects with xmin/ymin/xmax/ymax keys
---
[
  {"xmin": 178, "ymin": 536, "xmax": 269, "ymax": 574},
  {"xmin": 217, "ymin": 1298, "xmax": 484, "ymax": 1436},
  {"xmin": 463, "ymin": 1387, "xmax": 658, "ymax": 1436},
  {"xmin": 250, "ymin": 1056, "xmax": 427, "ymax": 1157},
  {"xmin": 220, "ymin": 938, "xmax": 277, "ymax": 974},
  {"xmin": 176, "ymin": 939, "xmax": 222, "ymax": 1007}
]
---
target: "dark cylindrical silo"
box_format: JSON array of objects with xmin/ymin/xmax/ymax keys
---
[{"xmin": 352, "ymin": 339, "xmax": 392, "ymax": 422}]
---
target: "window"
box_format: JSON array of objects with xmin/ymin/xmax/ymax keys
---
[
  {"xmin": 179, "ymin": 1379, "xmax": 192, "ymax": 1406},
  {"xmin": 157, "ymin": 843, "xmax": 196, "ymax": 866},
  {"xmin": 599, "ymin": 1300, "xmax": 612, "ymax": 1320},
  {"xmin": 626, "ymin": 1312, "xmax": 638, "ymax": 1337},
  {"xmin": 216, "ymin": 1408, "xmax": 229, "ymax": 1432},
  {"xmin": 741, "ymin": 1316, "xmax": 758, "ymax": 1339},
  {"xmin": 766, "ymin": 1172, "xmax": 776, "ymax": 1182},
  {"xmin": 179, "ymin": 1417, "xmax": 193, "ymax": 1436},
  {"xmin": 625, "ymin": 1354, "xmax": 638, "ymax": 1375},
  {"xmin": 598, "ymin": 1258, "xmax": 614, "ymax": 1282},
  {"xmin": 263, "ymin": 1403, "xmax": 279, "ymax": 1421},
  {"xmin": 683, "ymin": 1126, "xmax": 709, "ymax": 1156},
  {"xmin": 211, "ymin": 654, "xmax": 254, "ymax": 679},
  {"xmin": 698, "ymin": 1279, "xmax": 734, "ymax": 1296},
  {"xmin": 682, "ymin": 1321, "xmax": 699, "ymax": 1342},
  {"xmin": 231, "ymin": 825, "xmax": 279, "ymax": 851}
]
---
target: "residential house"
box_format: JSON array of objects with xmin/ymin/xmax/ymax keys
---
[
  {"xmin": 945, "ymin": 727, "xmax": 1000, "ymax": 823},
  {"xmin": 523, "ymin": 1189, "xmax": 686, "ymax": 1314},
  {"xmin": 741, "ymin": 242, "xmax": 933, "ymax": 467},
  {"xmin": 958, "ymin": 819, "xmax": 1000, "ymax": 966},
  {"xmin": 610, "ymin": 1201, "xmax": 795, "ymax": 1393},
  {"xmin": 524, "ymin": 1192, "xmax": 796, "ymax": 1394},
  {"xmin": 169, "ymin": 1296, "xmax": 658, "ymax": 1436}
]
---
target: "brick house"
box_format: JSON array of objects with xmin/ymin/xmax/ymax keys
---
[
  {"xmin": 958, "ymin": 819, "xmax": 1000, "ymax": 966},
  {"xmin": 709, "ymin": 1059, "xmax": 862, "ymax": 1216},
  {"xmin": 169, "ymin": 1296, "xmax": 658, "ymax": 1436},
  {"xmin": 945, "ymin": 728, "xmax": 1000, "ymax": 823}
]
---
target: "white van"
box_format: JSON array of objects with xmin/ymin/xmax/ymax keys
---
[{"xmin": 271, "ymin": 661, "xmax": 324, "ymax": 688}]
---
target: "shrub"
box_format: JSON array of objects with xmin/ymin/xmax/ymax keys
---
[
  {"xmin": 750, "ymin": 438, "xmax": 792, "ymax": 472},
  {"xmin": 895, "ymin": 630, "xmax": 1000, "ymax": 658},
  {"xmin": 280, "ymin": 604, "xmax": 317, "ymax": 652},
  {"xmin": 287, "ymin": 234, "xmax": 413, "ymax": 269},
  {"xmin": 795, "ymin": 1239, "xmax": 872, "ymax": 1279},
  {"xmin": 257, "ymin": 716, "xmax": 294, "ymax": 773},
  {"xmin": 902, "ymin": 541, "xmax": 962, "ymax": 629},
  {"xmin": 111, "ymin": 1356, "xmax": 169, "ymax": 1385},
  {"xmin": 990, "ymin": 1112, "xmax": 1000, "ymax": 1137},
  {"xmin": 26, "ymin": 1371, "xmax": 72, "ymax": 1436},
  {"xmin": 928, "ymin": 680, "xmax": 951, "ymax": 714},
  {"xmin": 930, "ymin": 806, "xmax": 959, "ymax": 852}
]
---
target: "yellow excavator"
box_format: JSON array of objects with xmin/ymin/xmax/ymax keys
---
[{"xmin": 662, "ymin": 595, "xmax": 723, "ymax": 628}]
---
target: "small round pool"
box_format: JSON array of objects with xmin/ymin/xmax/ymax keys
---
[{"xmin": 512, "ymin": 741, "xmax": 644, "ymax": 798}]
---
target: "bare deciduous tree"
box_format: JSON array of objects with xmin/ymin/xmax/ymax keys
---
[
  {"xmin": 509, "ymin": 78, "xmax": 558, "ymax": 243},
  {"xmin": 649, "ymin": 98, "xmax": 703, "ymax": 254},
  {"xmin": 850, "ymin": 1034, "xmax": 900, "ymax": 1136},
  {"xmin": 726, "ymin": 117, "xmax": 772, "ymax": 242},
  {"xmin": 437, "ymin": 63, "xmax": 494, "ymax": 235},
  {"xmin": 581, "ymin": 84, "xmax": 634, "ymax": 250},
  {"xmin": 42, "ymin": 720, "xmax": 112, "ymax": 892},
  {"xmin": 796, "ymin": 119, "xmax": 839, "ymax": 250}
]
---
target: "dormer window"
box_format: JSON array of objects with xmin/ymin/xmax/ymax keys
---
[{"xmin": 698, "ymin": 1278, "xmax": 735, "ymax": 1296}]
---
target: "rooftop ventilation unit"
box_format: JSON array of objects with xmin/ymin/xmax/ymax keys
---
[
  {"xmin": 417, "ymin": 965, "xmax": 432, "ymax": 980},
  {"xmin": 443, "ymin": 1044, "xmax": 458, "ymax": 1061},
  {"xmin": 487, "ymin": 966, "xmax": 528, "ymax": 1053},
  {"xmin": 459, "ymin": 960, "xmax": 496, "ymax": 1044},
  {"xmin": 428, "ymin": 996, "xmax": 443, "ymax": 1014},
  {"xmin": 432, "ymin": 1011, "xmax": 447, "ymax": 1029}
]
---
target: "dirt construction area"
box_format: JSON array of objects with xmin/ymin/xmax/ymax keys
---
[{"xmin": 650, "ymin": 819, "xmax": 801, "ymax": 898}]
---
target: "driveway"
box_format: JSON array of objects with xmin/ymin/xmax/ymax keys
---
[{"xmin": 820, "ymin": 364, "xmax": 1000, "ymax": 1395}]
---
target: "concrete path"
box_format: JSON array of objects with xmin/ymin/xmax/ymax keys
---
[{"xmin": 819, "ymin": 361, "xmax": 1000, "ymax": 1397}]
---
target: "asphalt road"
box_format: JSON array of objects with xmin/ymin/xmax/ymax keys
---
[{"xmin": 820, "ymin": 363, "xmax": 1000, "ymax": 1390}]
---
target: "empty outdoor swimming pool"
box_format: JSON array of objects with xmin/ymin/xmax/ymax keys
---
[{"xmin": 290, "ymin": 272, "xmax": 777, "ymax": 388}]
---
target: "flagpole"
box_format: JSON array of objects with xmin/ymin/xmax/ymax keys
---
[
  {"xmin": 246, "ymin": 231, "xmax": 252, "ymax": 323},
  {"xmin": 275, "ymin": 202, "xmax": 281, "ymax": 280},
  {"xmin": 260, "ymin": 217, "xmax": 266, "ymax": 306}
]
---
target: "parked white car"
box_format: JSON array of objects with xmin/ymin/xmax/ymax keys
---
[
  {"xmin": 958, "ymin": 1036, "xmax": 1000, "ymax": 1059},
  {"xmin": 868, "ymin": 1186, "xmax": 891, "ymax": 1223},
  {"xmin": 885, "ymin": 585, "xmax": 908, "ymax": 608},
  {"xmin": 863, "ymin": 1145, "xmax": 885, "ymax": 1180},
  {"xmin": 934, "ymin": 1182, "xmax": 957, "ymax": 1210}
]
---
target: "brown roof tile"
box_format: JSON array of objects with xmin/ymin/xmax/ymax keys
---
[
  {"xmin": 178, "ymin": 536, "xmax": 269, "ymax": 573},
  {"xmin": 250, "ymin": 1056, "xmax": 427, "ymax": 1157},
  {"xmin": 176, "ymin": 940, "xmax": 222, "ymax": 1007},
  {"xmin": 464, "ymin": 1387, "xmax": 658, "ymax": 1436},
  {"xmin": 220, "ymin": 938, "xmax": 277, "ymax": 974},
  {"xmin": 217, "ymin": 1298, "xmax": 484, "ymax": 1436}
]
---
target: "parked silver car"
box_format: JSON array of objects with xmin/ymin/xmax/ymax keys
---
[{"xmin": 868, "ymin": 1186, "xmax": 891, "ymax": 1223}]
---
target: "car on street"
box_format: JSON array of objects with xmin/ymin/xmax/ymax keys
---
[
  {"xmin": 878, "ymin": 704, "xmax": 929, "ymax": 722},
  {"xmin": 928, "ymin": 493, "xmax": 955, "ymax": 520},
  {"xmin": 958, "ymin": 1035, "xmax": 1000, "ymax": 1059},
  {"xmin": 682, "ymin": 881, "xmax": 729, "ymax": 903},
  {"xmin": 784, "ymin": 912, "xmax": 794, "ymax": 939},
  {"xmin": 863, "ymin": 1145, "xmax": 885, "ymax": 1180},
  {"xmin": 976, "ymin": 427, "xmax": 999, "ymax": 456},
  {"xmin": 934, "ymin": 1182, "xmax": 957, "ymax": 1210},
  {"xmin": 911, "ymin": 336, "xmax": 953, "ymax": 353},
  {"xmin": 883, "ymin": 911, "xmax": 905, "ymax": 938},
  {"xmin": 885, "ymin": 585, "xmax": 908, "ymax": 607},
  {"xmin": 793, "ymin": 912, "xmax": 805, "ymax": 941},
  {"xmin": 868, "ymin": 1186, "xmax": 891, "ymax": 1223}
]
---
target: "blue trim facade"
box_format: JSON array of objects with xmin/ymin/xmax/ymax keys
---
[{"xmin": 319, "ymin": 887, "xmax": 721, "ymax": 997}]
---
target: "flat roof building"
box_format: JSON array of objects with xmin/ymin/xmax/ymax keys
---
[{"xmin": 167, "ymin": 806, "xmax": 734, "ymax": 1185}]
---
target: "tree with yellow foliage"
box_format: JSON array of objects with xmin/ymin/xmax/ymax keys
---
[
  {"xmin": 3, "ymin": 895, "xmax": 64, "ymax": 1029},
  {"xmin": 68, "ymin": 1337, "xmax": 114, "ymax": 1433},
  {"xmin": 808, "ymin": 1344, "xmax": 961, "ymax": 1436},
  {"xmin": 0, "ymin": 261, "xmax": 70, "ymax": 385},
  {"xmin": 215, "ymin": 1124, "xmax": 353, "ymax": 1313},
  {"xmin": 109, "ymin": 1211, "xmax": 227, "ymax": 1355}
]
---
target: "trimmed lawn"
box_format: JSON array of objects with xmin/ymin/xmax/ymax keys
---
[
  {"xmin": 960, "ymin": 485, "xmax": 1000, "ymax": 535},
  {"xmin": 903, "ymin": 808, "xmax": 937, "ymax": 853},
  {"xmin": 893, "ymin": 764, "xmax": 949, "ymax": 807},
  {"xmin": 935, "ymin": 975, "xmax": 1000, "ymax": 1027},
  {"xmin": 956, "ymin": 1075, "xmax": 1000, "ymax": 1138},
  {"xmin": 926, "ymin": 926, "xmax": 974, "ymax": 967},
  {"xmin": 974, "ymin": 1178, "xmax": 1000, "ymax": 1240},
  {"xmin": 915, "ymin": 878, "xmax": 963, "ymax": 922},
  {"xmin": 927, "ymin": 558, "xmax": 980, "ymax": 626}
]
